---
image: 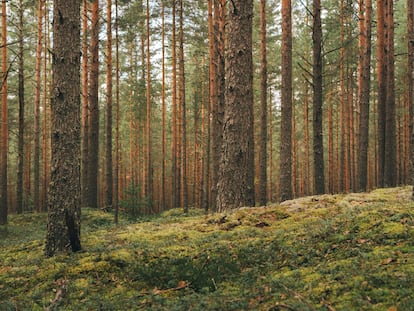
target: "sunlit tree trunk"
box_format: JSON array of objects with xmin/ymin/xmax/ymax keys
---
[
  {"xmin": 45, "ymin": 0, "xmax": 81, "ymax": 256},
  {"xmin": 0, "ymin": 0, "xmax": 8, "ymax": 224},
  {"xmin": 312, "ymin": 0, "xmax": 325, "ymax": 194},
  {"xmin": 216, "ymin": 0, "xmax": 255, "ymax": 211},
  {"xmin": 280, "ymin": 0, "xmax": 293, "ymax": 201},
  {"xmin": 259, "ymin": 0, "xmax": 268, "ymax": 205}
]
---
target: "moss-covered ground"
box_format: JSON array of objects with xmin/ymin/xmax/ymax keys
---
[{"xmin": 1, "ymin": 187, "xmax": 413, "ymax": 310}]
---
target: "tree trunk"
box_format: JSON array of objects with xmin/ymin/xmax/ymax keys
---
[
  {"xmin": 161, "ymin": 0, "xmax": 166, "ymax": 211},
  {"xmin": 114, "ymin": 0, "xmax": 120, "ymax": 223},
  {"xmin": 0, "ymin": 0, "xmax": 8, "ymax": 225},
  {"xmin": 45, "ymin": 0, "xmax": 81, "ymax": 256},
  {"xmin": 171, "ymin": 0, "xmax": 179, "ymax": 208},
  {"xmin": 216, "ymin": 0, "xmax": 255, "ymax": 211},
  {"xmin": 42, "ymin": 2, "xmax": 51, "ymax": 212},
  {"xmin": 87, "ymin": 0, "xmax": 100, "ymax": 208},
  {"xmin": 209, "ymin": 0, "xmax": 226, "ymax": 212},
  {"xmin": 33, "ymin": 0, "xmax": 44, "ymax": 212},
  {"xmin": 408, "ymin": 0, "xmax": 414, "ymax": 199},
  {"xmin": 377, "ymin": 0, "xmax": 387, "ymax": 187},
  {"xmin": 357, "ymin": 0, "xmax": 372, "ymax": 192},
  {"xmin": 105, "ymin": 0, "xmax": 113, "ymax": 209},
  {"xmin": 384, "ymin": 0, "xmax": 396, "ymax": 187},
  {"xmin": 146, "ymin": 0, "xmax": 153, "ymax": 206},
  {"xmin": 17, "ymin": 0, "xmax": 25, "ymax": 214},
  {"xmin": 312, "ymin": 0, "xmax": 325, "ymax": 194},
  {"xmin": 178, "ymin": 0, "xmax": 188, "ymax": 213},
  {"xmin": 259, "ymin": 0, "xmax": 268, "ymax": 205},
  {"xmin": 81, "ymin": 0, "xmax": 89, "ymax": 207},
  {"xmin": 280, "ymin": 0, "xmax": 293, "ymax": 202}
]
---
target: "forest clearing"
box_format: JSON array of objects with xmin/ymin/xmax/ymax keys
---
[{"xmin": 1, "ymin": 186, "xmax": 413, "ymax": 310}]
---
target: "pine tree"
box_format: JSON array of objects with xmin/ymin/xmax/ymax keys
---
[
  {"xmin": 0, "ymin": 0, "xmax": 8, "ymax": 225},
  {"xmin": 216, "ymin": 0, "xmax": 255, "ymax": 211},
  {"xmin": 45, "ymin": 0, "xmax": 82, "ymax": 257},
  {"xmin": 280, "ymin": 0, "xmax": 293, "ymax": 201},
  {"xmin": 312, "ymin": 0, "xmax": 325, "ymax": 194}
]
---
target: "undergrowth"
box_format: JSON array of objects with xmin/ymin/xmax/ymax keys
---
[{"xmin": 0, "ymin": 187, "xmax": 413, "ymax": 310}]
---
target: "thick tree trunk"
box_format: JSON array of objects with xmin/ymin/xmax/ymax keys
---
[
  {"xmin": 216, "ymin": 0, "xmax": 255, "ymax": 211},
  {"xmin": 45, "ymin": 0, "xmax": 81, "ymax": 257},
  {"xmin": 280, "ymin": 0, "xmax": 293, "ymax": 202},
  {"xmin": 312, "ymin": 0, "xmax": 325, "ymax": 194}
]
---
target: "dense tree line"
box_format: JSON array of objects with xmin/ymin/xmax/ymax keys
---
[{"xmin": 0, "ymin": 0, "xmax": 413, "ymax": 254}]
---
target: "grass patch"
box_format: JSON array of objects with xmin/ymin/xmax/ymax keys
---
[{"xmin": 1, "ymin": 187, "xmax": 413, "ymax": 310}]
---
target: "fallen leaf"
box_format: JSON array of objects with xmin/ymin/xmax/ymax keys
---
[{"xmin": 381, "ymin": 258, "xmax": 394, "ymax": 265}]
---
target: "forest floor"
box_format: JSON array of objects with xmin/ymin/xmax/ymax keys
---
[{"xmin": 1, "ymin": 187, "xmax": 414, "ymax": 310}]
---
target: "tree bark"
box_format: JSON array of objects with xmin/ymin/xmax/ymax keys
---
[
  {"xmin": 377, "ymin": 0, "xmax": 387, "ymax": 187},
  {"xmin": 114, "ymin": 0, "xmax": 120, "ymax": 223},
  {"xmin": 81, "ymin": 0, "xmax": 89, "ymax": 207},
  {"xmin": 146, "ymin": 0, "xmax": 153, "ymax": 205},
  {"xmin": 105, "ymin": 0, "xmax": 113, "ymax": 209},
  {"xmin": 178, "ymin": 0, "xmax": 188, "ymax": 212},
  {"xmin": 0, "ymin": 0, "xmax": 8, "ymax": 225},
  {"xmin": 384, "ymin": 0, "xmax": 396, "ymax": 187},
  {"xmin": 216, "ymin": 0, "xmax": 255, "ymax": 211},
  {"xmin": 312, "ymin": 0, "xmax": 325, "ymax": 194},
  {"xmin": 45, "ymin": 0, "xmax": 81, "ymax": 256},
  {"xmin": 259, "ymin": 0, "xmax": 268, "ymax": 205},
  {"xmin": 87, "ymin": 0, "xmax": 100, "ymax": 208},
  {"xmin": 17, "ymin": 0, "xmax": 25, "ymax": 214},
  {"xmin": 280, "ymin": 0, "xmax": 293, "ymax": 202},
  {"xmin": 33, "ymin": 0, "xmax": 44, "ymax": 212},
  {"xmin": 161, "ymin": 0, "xmax": 166, "ymax": 211},
  {"xmin": 357, "ymin": 0, "xmax": 372, "ymax": 192}
]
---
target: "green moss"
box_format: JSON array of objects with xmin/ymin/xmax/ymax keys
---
[{"xmin": 1, "ymin": 187, "xmax": 414, "ymax": 310}]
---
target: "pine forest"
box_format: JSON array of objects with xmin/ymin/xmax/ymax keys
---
[{"xmin": 1, "ymin": 0, "xmax": 414, "ymax": 309}]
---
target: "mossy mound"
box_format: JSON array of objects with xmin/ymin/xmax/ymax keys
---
[{"xmin": 1, "ymin": 187, "xmax": 413, "ymax": 310}]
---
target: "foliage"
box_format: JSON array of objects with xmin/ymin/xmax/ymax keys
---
[
  {"xmin": 1, "ymin": 187, "xmax": 413, "ymax": 310},
  {"xmin": 119, "ymin": 184, "xmax": 152, "ymax": 219}
]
